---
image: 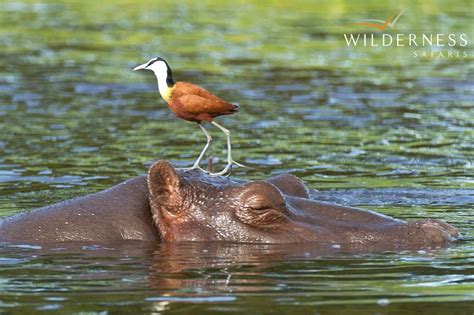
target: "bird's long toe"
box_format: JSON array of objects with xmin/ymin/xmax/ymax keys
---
[
  {"xmin": 208, "ymin": 165, "xmax": 232, "ymax": 177},
  {"xmin": 181, "ymin": 165, "xmax": 208, "ymax": 173}
]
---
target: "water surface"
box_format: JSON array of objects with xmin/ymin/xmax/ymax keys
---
[{"xmin": 0, "ymin": 0, "xmax": 473, "ymax": 313}]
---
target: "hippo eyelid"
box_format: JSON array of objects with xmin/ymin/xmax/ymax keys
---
[
  {"xmin": 244, "ymin": 198, "xmax": 288, "ymax": 215},
  {"xmin": 236, "ymin": 202, "xmax": 289, "ymax": 228},
  {"xmin": 236, "ymin": 181, "xmax": 287, "ymax": 214},
  {"xmin": 247, "ymin": 204, "xmax": 271, "ymax": 212},
  {"xmin": 244, "ymin": 195, "xmax": 275, "ymax": 211}
]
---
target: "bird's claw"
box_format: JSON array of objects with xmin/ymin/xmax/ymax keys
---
[
  {"xmin": 181, "ymin": 165, "xmax": 207, "ymax": 173},
  {"xmin": 207, "ymin": 159, "xmax": 253, "ymax": 177},
  {"xmin": 182, "ymin": 159, "xmax": 257, "ymax": 177}
]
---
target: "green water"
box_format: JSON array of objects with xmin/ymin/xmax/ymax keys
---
[{"xmin": 0, "ymin": 0, "xmax": 473, "ymax": 314}]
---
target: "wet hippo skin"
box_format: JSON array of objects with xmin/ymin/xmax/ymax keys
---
[
  {"xmin": 0, "ymin": 164, "xmax": 310, "ymax": 244},
  {"xmin": 0, "ymin": 160, "xmax": 459, "ymax": 247},
  {"xmin": 0, "ymin": 176, "xmax": 158, "ymax": 243},
  {"xmin": 148, "ymin": 161, "xmax": 459, "ymax": 247}
]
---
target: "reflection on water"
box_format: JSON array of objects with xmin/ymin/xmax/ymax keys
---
[
  {"xmin": 0, "ymin": 0, "xmax": 473, "ymax": 313},
  {"xmin": 1, "ymin": 241, "xmax": 473, "ymax": 313}
]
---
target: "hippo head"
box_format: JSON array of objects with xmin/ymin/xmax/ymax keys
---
[
  {"xmin": 147, "ymin": 161, "xmax": 459, "ymax": 247},
  {"xmin": 146, "ymin": 161, "xmax": 323, "ymax": 243}
]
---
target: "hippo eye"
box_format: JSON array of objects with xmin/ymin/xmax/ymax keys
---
[
  {"xmin": 239, "ymin": 182, "xmax": 287, "ymax": 209},
  {"xmin": 245, "ymin": 195, "xmax": 273, "ymax": 210},
  {"xmin": 245, "ymin": 195, "xmax": 286, "ymax": 213},
  {"xmin": 238, "ymin": 199, "xmax": 288, "ymax": 228},
  {"xmin": 235, "ymin": 182, "xmax": 289, "ymax": 228}
]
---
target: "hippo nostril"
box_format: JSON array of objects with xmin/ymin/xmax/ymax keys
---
[
  {"xmin": 414, "ymin": 220, "xmax": 454, "ymax": 244},
  {"xmin": 428, "ymin": 219, "xmax": 460, "ymax": 239}
]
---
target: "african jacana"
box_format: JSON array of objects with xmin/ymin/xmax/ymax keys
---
[{"xmin": 133, "ymin": 57, "xmax": 245, "ymax": 176}]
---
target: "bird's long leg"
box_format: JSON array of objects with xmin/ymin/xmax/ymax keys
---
[
  {"xmin": 208, "ymin": 121, "xmax": 247, "ymax": 176},
  {"xmin": 184, "ymin": 123, "xmax": 212, "ymax": 172}
]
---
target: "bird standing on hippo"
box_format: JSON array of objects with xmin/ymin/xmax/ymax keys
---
[
  {"xmin": 0, "ymin": 161, "xmax": 459, "ymax": 248},
  {"xmin": 133, "ymin": 57, "xmax": 245, "ymax": 175}
]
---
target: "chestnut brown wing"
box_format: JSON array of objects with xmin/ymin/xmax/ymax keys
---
[
  {"xmin": 175, "ymin": 82, "xmax": 230, "ymax": 104},
  {"xmin": 175, "ymin": 94, "xmax": 236, "ymax": 115}
]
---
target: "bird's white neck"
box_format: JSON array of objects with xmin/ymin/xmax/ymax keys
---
[
  {"xmin": 147, "ymin": 60, "xmax": 174, "ymax": 102},
  {"xmin": 154, "ymin": 71, "xmax": 171, "ymax": 100}
]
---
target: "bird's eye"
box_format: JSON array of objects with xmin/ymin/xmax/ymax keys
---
[{"xmin": 146, "ymin": 58, "xmax": 158, "ymax": 67}]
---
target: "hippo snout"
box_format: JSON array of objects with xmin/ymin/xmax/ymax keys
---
[{"xmin": 407, "ymin": 219, "xmax": 459, "ymax": 246}]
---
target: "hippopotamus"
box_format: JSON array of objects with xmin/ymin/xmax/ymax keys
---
[
  {"xmin": 0, "ymin": 175, "xmax": 157, "ymax": 243},
  {"xmin": 147, "ymin": 161, "xmax": 458, "ymax": 248},
  {"xmin": 0, "ymin": 160, "xmax": 459, "ymax": 248}
]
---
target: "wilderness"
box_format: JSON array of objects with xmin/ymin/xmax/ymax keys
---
[{"xmin": 343, "ymin": 33, "xmax": 468, "ymax": 47}]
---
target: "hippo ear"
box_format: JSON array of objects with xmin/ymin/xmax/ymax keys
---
[
  {"xmin": 265, "ymin": 174, "xmax": 310, "ymax": 199},
  {"xmin": 147, "ymin": 160, "xmax": 183, "ymax": 208}
]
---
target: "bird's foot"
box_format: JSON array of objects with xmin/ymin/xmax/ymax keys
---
[
  {"xmin": 181, "ymin": 165, "xmax": 207, "ymax": 173},
  {"xmin": 207, "ymin": 165, "xmax": 232, "ymax": 177},
  {"xmin": 207, "ymin": 159, "xmax": 254, "ymax": 177}
]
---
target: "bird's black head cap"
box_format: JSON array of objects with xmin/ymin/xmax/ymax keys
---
[{"xmin": 147, "ymin": 57, "xmax": 174, "ymax": 87}]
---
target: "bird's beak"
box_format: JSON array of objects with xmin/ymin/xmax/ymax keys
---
[{"xmin": 133, "ymin": 63, "xmax": 148, "ymax": 71}]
